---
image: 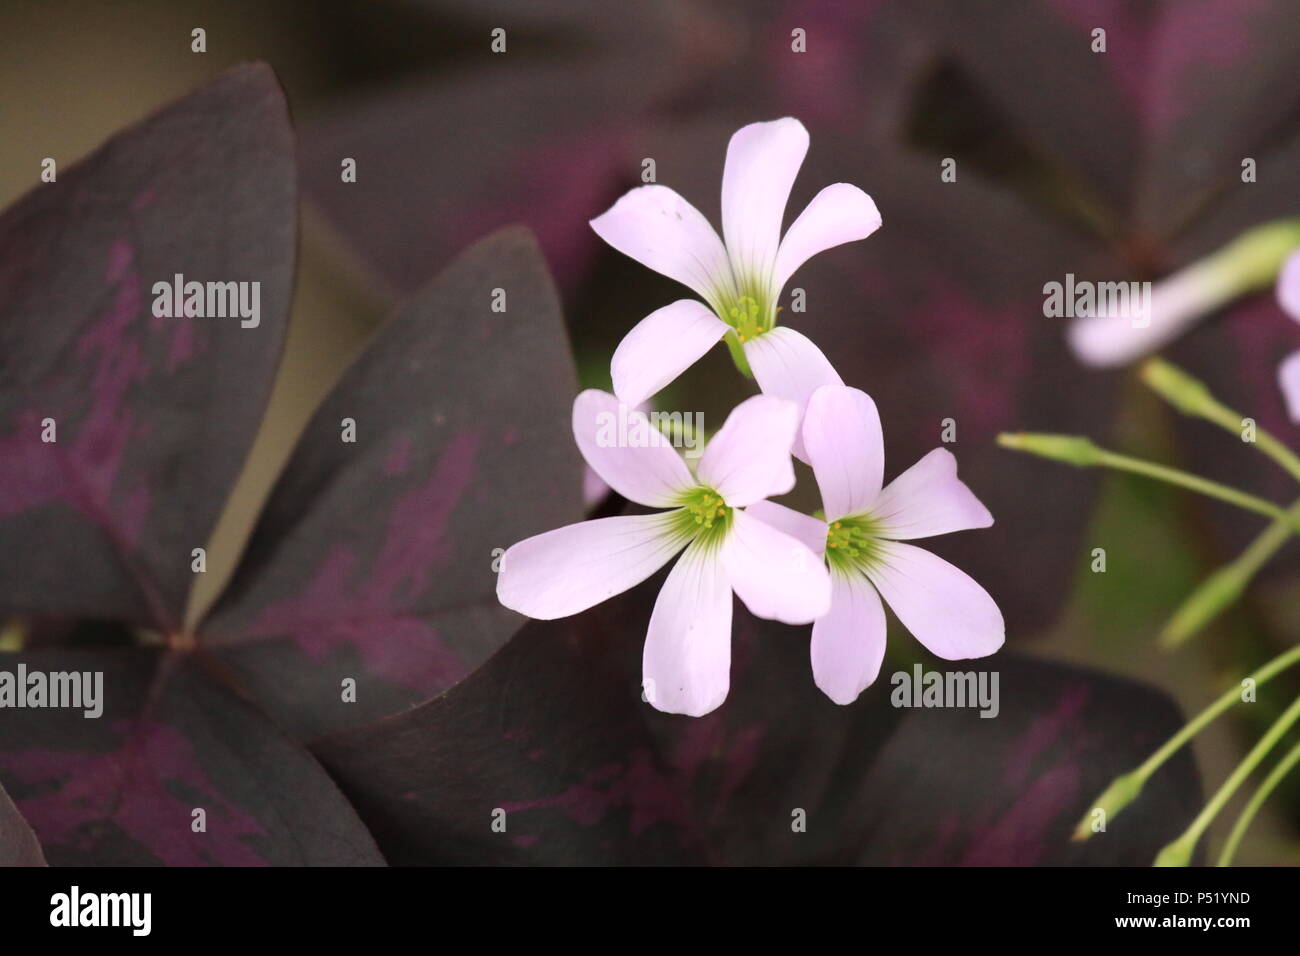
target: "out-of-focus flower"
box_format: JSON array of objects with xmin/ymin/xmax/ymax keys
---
[
  {"xmin": 749, "ymin": 385, "xmax": 1002, "ymax": 705},
  {"xmin": 590, "ymin": 117, "xmax": 880, "ymax": 449},
  {"xmin": 1068, "ymin": 220, "xmax": 1300, "ymax": 369},
  {"xmin": 1272, "ymin": 250, "xmax": 1300, "ymax": 420},
  {"xmin": 497, "ymin": 390, "xmax": 831, "ymax": 716}
]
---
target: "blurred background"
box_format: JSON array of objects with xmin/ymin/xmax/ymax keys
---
[{"xmin": 3, "ymin": 0, "xmax": 1298, "ymax": 863}]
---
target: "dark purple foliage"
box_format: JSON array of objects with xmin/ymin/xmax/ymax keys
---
[
  {"xmin": 0, "ymin": 65, "xmax": 581, "ymax": 863},
  {"xmin": 313, "ymin": 583, "xmax": 1200, "ymax": 865},
  {"xmin": 0, "ymin": 779, "xmax": 45, "ymax": 866},
  {"xmin": 302, "ymin": 0, "xmax": 1300, "ymax": 634},
  {"xmin": 3, "ymin": 0, "xmax": 1259, "ymax": 863}
]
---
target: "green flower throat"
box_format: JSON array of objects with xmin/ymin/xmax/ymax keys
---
[
  {"xmin": 824, "ymin": 514, "xmax": 886, "ymax": 574},
  {"xmin": 671, "ymin": 487, "xmax": 734, "ymax": 551},
  {"xmin": 717, "ymin": 289, "xmax": 777, "ymax": 379},
  {"xmin": 721, "ymin": 294, "xmax": 771, "ymax": 342}
]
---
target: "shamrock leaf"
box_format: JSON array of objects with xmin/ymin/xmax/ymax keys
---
[
  {"xmin": 200, "ymin": 229, "xmax": 583, "ymax": 738},
  {"xmin": 313, "ymin": 583, "xmax": 1199, "ymax": 865},
  {"xmin": 0, "ymin": 64, "xmax": 583, "ymax": 862},
  {"xmin": 0, "ymin": 62, "xmax": 294, "ymax": 631},
  {"xmin": 0, "ymin": 649, "xmax": 384, "ymax": 866}
]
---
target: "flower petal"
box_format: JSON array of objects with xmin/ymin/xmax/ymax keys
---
[
  {"xmin": 581, "ymin": 464, "xmax": 610, "ymax": 508},
  {"xmin": 1278, "ymin": 249, "xmax": 1300, "ymax": 322},
  {"xmin": 870, "ymin": 448, "xmax": 993, "ymax": 540},
  {"xmin": 744, "ymin": 499, "xmax": 827, "ymax": 559},
  {"xmin": 742, "ymin": 327, "xmax": 843, "ymax": 460},
  {"xmin": 611, "ymin": 299, "xmax": 729, "ymax": 408},
  {"xmin": 573, "ymin": 389, "xmax": 694, "ymax": 507},
  {"xmin": 723, "ymin": 509, "xmax": 831, "ymax": 624},
  {"xmin": 1278, "ymin": 350, "xmax": 1300, "ymax": 423},
  {"xmin": 498, "ymin": 513, "xmax": 686, "ymax": 620},
  {"xmin": 721, "ymin": 118, "xmax": 809, "ymax": 290},
  {"xmin": 812, "ymin": 570, "xmax": 887, "ymax": 705},
  {"xmin": 1067, "ymin": 259, "xmax": 1232, "ymax": 368},
  {"xmin": 802, "ymin": 384, "xmax": 884, "ymax": 522},
  {"xmin": 774, "ymin": 183, "xmax": 881, "ymax": 291},
  {"xmin": 642, "ymin": 541, "xmax": 734, "ymax": 717},
  {"xmin": 696, "ymin": 394, "xmax": 799, "ymax": 507},
  {"xmin": 589, "ymin": 184, "xmax": 733, "ymax": 306},
  {"xmin": 865, "ymin": 542, "xmax": 1004, "ymax": 660}
]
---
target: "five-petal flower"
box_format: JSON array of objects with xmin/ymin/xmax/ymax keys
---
[
  {"xmin": 498, "ymin": 389, "xmax": 832, "ymax": 716},
  {"xmin": 748, "ymin": 385, "xmax": 1004, "ymax": 705},
  {"xmin": 590, "ymin": 117, "xmax": 881, "ymax": 449}
]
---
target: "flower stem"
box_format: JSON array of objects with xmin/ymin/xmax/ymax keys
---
[
  {"xmin": 1161, "ymin": 497, "xmax": 1300, "ymax": 648},
  {"xmin": 1095, "ymin": 451, "xmax": 1288, "ymax": 522},
  {"xmin": 1208, "ymin": 218, "xmax": 1300, "ymax": 297},
  {"xmin": 1155, "ymin": 693, "xmax": 1300, "ymax": 866},
  {"xmin": 1141, "ymin": 358, "xmax": 1300, "ymax": 485},
  {"xmin": 722, "ymin": 331, "xmax": 754, "ymax": 378},
  {"xmin": 1072, "ymin": 642, "xmax": 1300, "ymax": 841},
  {"xmin": 1216, "ymin": 736, "xmax": 1300, "ymax": 866},
  {"xmin": 997, "ymin": 432, "xmax": 1295, "ymax": 526}
]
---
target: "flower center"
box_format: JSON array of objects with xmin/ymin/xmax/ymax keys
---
[
  {"xmin": 723, "ymin": 295, "xmax": 768, "ymax": 342},
  {"xmin": 824, "ymin": 515, "xmax": 885, "ymax": 573},
  {"xmin": 672, "ymin": 486, "xmax": 733, "ymax": 550}
]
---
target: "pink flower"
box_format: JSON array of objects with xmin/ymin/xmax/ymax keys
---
[
  {"xmin": 748, "ymin": 385, "xmax": 1004, "ymax": 705},
  {"xmin": 1067, "ymin": 258, "xmax": 1236, "ymax": 368},
  {"xmin": 581, "ymin": 399, "xmax": 654, "ymax": 507},
  {"xmin": 1274, "ymin": 250, "xmax": 1300, "ymax": 420},
  {"xmin": 590, "ymin": 118, "xmax": 880, "ymax": 451},
  {"xmin": 498, "ymin": 390, "xmax": 832, "ymax": 716},
  {"xmin": 1066, "ymin": 222, "xmax": 1300, "ymax": 370}
]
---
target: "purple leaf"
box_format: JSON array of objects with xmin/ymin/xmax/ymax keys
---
[
  {"xmin": 200, "ymin": 229, "xmax": 583, "ymax": 739},
  {"xmin": 0, "ymin": 649, "xmax": 386, "ymax": 866},
  {"xmin": 0, "ymin": 64, "xmax": 296, "ymax": 631},
  {"xmin": 312, "ymin": 583, "xmax": 1199, "ymax": 865},
  {"xmin": 0, "ymin": 779, "xmax": 45, "ymax": 866},
  {"xmin": 910, "ymin": 0, "xmax": 1300, "ymax": 234},
  {"xmin": 301, "ymin": 58, "xmax": 660, "ymax": 294},
  {"xmin": 846, "ymin": 659, "xmax": 1202, "ymax": 865}
]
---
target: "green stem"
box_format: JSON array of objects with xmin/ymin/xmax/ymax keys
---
[
  {"xmin": 997, "ymin": 433, "xmax": 1296, "ymax": 526},
  {"xmin": 1142, "ymin": 647, "xmax": 1300, "ymax": 780},
  {"xmin": 1094, "ymin": 448, "xmax": 1290, "ymax": 523},
  {"xmin": 1209, "ymin": 219, "xmax": 1300, "ymax": 297},
  {"xmin": 1156, "ymin": 693, "xmax": 1300, "ymax": 866},
  {"xmin": 1072, "ymin": 642, "xmax": 1300, "ymax": 840},
  {"xmin": 1216, "ymin": 737, "xmax": 1300, "ymax": 866},
  {"xmin": 1142, "ymin": 359, "xmax": 1300, "ymax": 485},
  {"xmin": 1161, "ymin": 497, "xmax": 1300, "ymax": 648},
  {"xmin": 722, "ymin": 331, "xmax": 754, "ymax": 378}
]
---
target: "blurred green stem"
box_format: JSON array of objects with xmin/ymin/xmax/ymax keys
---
[
  {"xmin": 1073, "ymin": 642, "xmax": 1300, "ymax": 840},
  {"xmin": 1161, "ymin": 497, "xmax": 1300, "ymax": 648},
  {"xmin": 1203, "ymin": 219, "xmax": 1300, "ymax": 300},
  {"xmin": 1094, "ymin": 452, "xmax": 1289, "ymax": 524},
  {"xmin": 1155, "ymin": 693, "xmax": 1300, "ymax": 866},
  {"xmin": 1142, "ymin": 359, "xmax": 1300, "ymax": 485},
  {"xmin": 1216, "ymin": 737, "xmax": 1300, "ymax": 866},
  {"xmin": 998, "ymin": 433, "xmax": 1296, "ymax": 527}
]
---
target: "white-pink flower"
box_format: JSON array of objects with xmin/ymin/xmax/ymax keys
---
[
  {"xmin": 497, "ymin": 389, "xmax": 832, "ymax": 717},
  {"xmin": 590, "ymin": 117, "xmax": 881, "ymax": 451},
  {"xmin": 1067, "ymin": 258, "xmax": 1237, "ymax": 368},
  {"xmin": 1274, "ymin": 250, "xmax": 1300, "ymax": 420},
  {"xmin": 748, "ymin": 385, "xmax": 1004, "ymax": 705},
  {"xmin": 1066, "ymin": 224, "xmax": 1300, "ymax": 370}
]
